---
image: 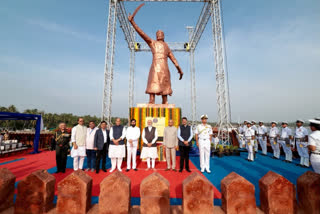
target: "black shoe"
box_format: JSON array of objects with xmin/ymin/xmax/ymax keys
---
[
  {"xmin": 126, "ymin": 169, "xmax": 130, "ymax": 172},
  {"xmin": 282, "ymin": 160, "xmax": 287, "ymax": 162},
  {"xmin": 287, "ymin": 161, "xmax": 292, "ymax": 163},
  {"xmin": 102, "ymin": 169, "xmax": 107, "ymax": 172},
  {"xmin": 295, "ymin": 163, "xmax": 300, "ymax": 166},
  {"xmin": 179, "ymin": 169, "xmax": 183, "ymax": 173},
  {"xmin": 96, "ymin": 170, "xmax": 99, "ymax": 174},
  {"xmin": 61, "ymin": 170, "xmax": 66, "ymax": 173},
  {"xmin": 186, "ymin": 169, "xmax": 191, "ymax": 172},
  {"xmin": 272, "ymin": 156, "xmax": 276, "ymax": 159},
  {"xmin": 55, "ymin": 171, "xmax": 60, "ymax": 174},
  {"xmin": 134, "ymin": 168, "xmax": 138, "ymax": 171}
]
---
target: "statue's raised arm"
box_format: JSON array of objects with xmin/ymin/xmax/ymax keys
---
[{"xmin": 128, "ymin": 3, "xmax": 153, "ymax": 45}]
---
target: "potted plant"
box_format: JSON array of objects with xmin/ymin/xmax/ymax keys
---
[
  {"xmin": 229, "ymin": 145, "xmax": 234, "ymax": 155},
  {"xmin": 217, "ymin": 145, "xmax": 224, "ymax": 158},
  {"xmin": 224, "ymin": 145, "xmax": 230, "ymax": 156},
  {"xmin": 232, "ymin": 146, "xmax": 240, "ymax": 156}
]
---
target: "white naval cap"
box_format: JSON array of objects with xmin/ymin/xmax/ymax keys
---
[
  {"xmin": 271, "ymin": 121, "xmax": 277, "ymax": 124},
  {"xmin": 246, "ymin": 121, "xmax": 252, "ymax": 125},
  {"xmin": 282, "ymin": 121, "xmax": 288, "ymax": 125},
  {"xmin": 296, "ymin": 119, "xmax": 304, "ymax": 123},
  {"xmin": 251, "ymin": 120, "xmax": 256, "ymax": 124},
  {"xmin": 259, "ymin": 121, "xmax": 264, "ymax": 123},
  {"xmin": 309, "ymin": 117, "xmax": 320, "ymax": 125},
  {"xmin": 244, "ymin": 120, "xmax": 249, "ymax": 123},
  {"xmin": 200, "ymin": 114, "xmax": 208, "ymax": 119}
]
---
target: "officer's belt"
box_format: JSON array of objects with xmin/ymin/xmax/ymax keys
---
[
  {"xmin": 258, "ymin": 134, "xmax": 264, "ymax": 137},
  {"xmin": 311, "ymin": 152, "xmax": 320, "ymax": 155}
]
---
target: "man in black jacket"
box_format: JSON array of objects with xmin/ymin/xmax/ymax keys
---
[
  {"xmin": 53, "ymin": 123, "xmax": 71, "ymax": 173},
  {"xmin": 94, "ymin": 121, "xmax": 110, "ymax": 173},
  {"xmin": 177, "ymin": 117, "xmax": 193, "ymax": 172}
]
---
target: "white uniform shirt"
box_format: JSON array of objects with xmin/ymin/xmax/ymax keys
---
[
  {"xmin": 251, "ymin": 125, "xmax": 258, "ymax": 134},
  {"xmin": 125, "ymin": 126, "xmax": 141, "ymax": 146},
  {"xmin": 142, "ymin": 126, "xmax": 158, "ymax": 144},
  {"xmin": 245, "ymin": 127, "xmax": 255, "ymax": 139},
  {"xmin": 242, "ymin": 125, "xmax": 248, "ymax": 133},
  {"xmin": 258, "ymin": 125, "xmax": 268, "ymax": 135},
  {"xmin": 295, "ymin": 126, "xmax": 308, "ymax": 139},
  {"xmin": 195, "ymin": 124, "xmax": 213, "ymax": 140},
  {"xmin": 281, "ymin": 127, "xmax": 292, "ymax": 139},
  {"xmin": 109, "ymin": 126, "xmax": 126, "ymax": 140},
  {"xmin": 238, "ymin": 126, "xmax": 243, "ymax": 134},
  {"xmin": 269, "ymin": 127, "xmax": 279, "ymax": 138},
  {"xmin": 309, "ymin": 130, "xmax": 320, "ymax": 153}
]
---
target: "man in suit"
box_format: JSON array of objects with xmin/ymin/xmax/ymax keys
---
[
  {"xmin": 177, "ymin": 117, "xmax": 193, "ymax": 172},
  {"xmin": 94, "ymin": 121, "xmax": 110, "ymax": 173}
]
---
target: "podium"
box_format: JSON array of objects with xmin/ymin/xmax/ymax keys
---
[{"xmin": 129, "ymin": 104, "xmax": 181, "ymax": 161}]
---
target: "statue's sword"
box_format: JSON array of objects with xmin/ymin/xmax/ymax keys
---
[{"xmin": 130, "ymin": 3, "xmax": 145, "ymax": 18}]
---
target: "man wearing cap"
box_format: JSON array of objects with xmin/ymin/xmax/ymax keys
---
[
  {"xmin": 244, "ymin": 121, "xmax": 255, "ymax": 161},
  {"xmin": 295, "ymin": 119, "xmax": 309, "ymax": 167},
  {"xmin": 251, "ymin": 121, "xmax": 258, "ymax": 152},
  {"xmin": 269, "ymin": 121, "xmax": 280, "ymax": 159},
  {"xmin": 308, "ymin": 118, "xmax": 320, "ymax": 174},
  {"xmin": 278, "ymin": 122, "xmax": 294, "ymax": 163},
  {"xmin": 238, "ymin": 121, "xmax": 248, "ymax": 148},
  {"xmin": 257, "ymin": 121, "xmax": 268, "ymax": 155},
  {"xmin": 195, "ymin": 115, "xmax": 213, "ymax": 173}
]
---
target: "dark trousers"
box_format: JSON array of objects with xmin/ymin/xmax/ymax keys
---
[
  {"xmin": 96, "ymin": 143, "xmax": 108, "ymax": 172},
  {"xmin": 86, "ymin": 149, "xmax": 96, "ymax": 169},
  {"xmin": 179, "ymin": 146, "xmax": 191, "ymax": 170},
  {"xmin": 56, "ymin": 146, "xmax": 68, "ymax": 172}
]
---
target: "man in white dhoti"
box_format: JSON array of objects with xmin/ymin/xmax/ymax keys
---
[
  {"xmin": 109, "ymin": 118, "xmax": 126, "ymax": 172},
  {"xmin": 141, "ymin": 120, "xmax": 158, "ymax": 171},
  {"xmin": 71, "ymin": 118, "xmax": 87, "ymax": 171},
  {"xmin": 125, "ymin": 119, "xmax": 141, "ymax": 172}
]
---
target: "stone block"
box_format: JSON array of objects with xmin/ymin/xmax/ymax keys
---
[
  {"xmin": 56, "ymin": 170, "xmax": 92, "ymax": 214},
  {"xmin": 0, "ymin": 168, "xmax": 16, "ymax": 212},
  {"xmin": 140, "ymin": 172, "xmax": 170, "ymax": 214},
  {"xmin": 15, "ymin": 169, "xmax": 55, "ymax": 214},
  {"xmin": 182, "ymin": 172, "xmax": 214, "ymax": 214}
]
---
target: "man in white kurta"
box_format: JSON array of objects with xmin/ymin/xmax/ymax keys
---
[
  {"xmin": 71, "ymin": 118, "xmax": 87, "ymax": 171},
  {"xmin": 269, "ymin": 121, "xmax": 280, "ymax": 159},
  {"xmin": 125, "ymin": 119, "xmax": 140, "ymax": 171},
  {"xmin": 278, "ymin": 122, "xmax": 293, "ymax": 163},
  {"xmin": 257, "ymin": 121, "xmax": 268, "ymax": 155},
  {"xmin": 141, "ymin": 120, "xmax": 158, "ymax": 171},
  {"xmin": 85, "ymin": 121, "xmax": 99, "ymax": 172},
  {"xmin": 195, "ymin": 115, "xmax": 213, "ymax": 173},
  {"xmin": 295, "ymin": 119, "xmax": 309, "ymax": 167},
  {"xmin": 109, "ymin": 118, "xmax": 126, "ymax": 172},
  {"xmin": 308, "ymin": 118, "xmax": 320, "ymax": 174}
]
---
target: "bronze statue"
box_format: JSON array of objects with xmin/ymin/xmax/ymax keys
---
[{"xmin": 128, "ymin": 4, "xmax": 183, "ymax": 104}]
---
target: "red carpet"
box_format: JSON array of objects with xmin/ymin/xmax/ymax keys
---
[{"xmin": 0, "ymin": 151, "xmax": 221, "ymax": 199}]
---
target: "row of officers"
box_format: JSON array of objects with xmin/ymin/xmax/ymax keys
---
[
  {"xmin": 237, "ymin": 118, "xmax": 320, "ymax": 173},
  {"xmin": 52, "ymin": 114, "xmax": 214, "ymax": 174}
]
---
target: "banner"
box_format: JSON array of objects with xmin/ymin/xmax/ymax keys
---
[{"xmin": 145, "ymin": 117, "xmax": 166, "ymax": 137}]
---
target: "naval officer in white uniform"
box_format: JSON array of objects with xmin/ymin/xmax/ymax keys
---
[
  {"xmin": 257, "ymin": 121, "xmax": 268, "ymax": 155},
  {"xmin": 295, "ymin": 119, "xmax": 309, "ymax": 167},
  {"xmin": 244, "ymin": 121, "xmax": 255, "ymax": 161},
  {"xmin": 308, "ymin": 117, "xmax": 320, "ymax": 174},
  {"xmin": 278, "ymin": 122, "xmax": 294, "ymax": 163},
  {"xmin": 251, "ymin": 121, "xmax": 258, "ymax": 152},
  {"xmin": 195, "ymin": 115, "xmax": 213, "ymax": 173},
  {"xmin": 269, "ymin": 121, "xmax": 280, "ymax": 159}
]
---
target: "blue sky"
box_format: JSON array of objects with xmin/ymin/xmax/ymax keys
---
[{"xmin": 0, "ymin": 0, "xmax": 319, "ymax": 122}]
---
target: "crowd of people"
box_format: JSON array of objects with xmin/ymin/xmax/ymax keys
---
[
  {"xmin": 52, "ymin": 115, "xmax": 320, "ymax": 175},
  {"xmin": 237, "ymin": 118, "xmax": 320, "ymax": 173}
]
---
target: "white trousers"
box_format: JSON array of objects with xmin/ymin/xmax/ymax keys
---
[
  {"xmin": 270, "ymin": 139, "xmax": 280, "ymax": 158},
  {"xmin": 127, "ymin": 145, "xmax": 137, "ymax": 169},
  {"xmin": 246, "ymin": 139, "xmax": 254, "ymax": 161},
  {"xmin": 253, "ymin": 139, "xmax": 258, "ymax": 152},
  {"xmin": 111, "ymin": 157, "xmax": 123, "ymax": 171},
  {"xmin": 238, "ymin": 135, "xmax": 245, "ymax": 149},
  {"xmin": 257, "ymin": 136, "xmax": 267, "ymax": 154},
  {"xmin": 279, "ymin": 140, "xmax": 292, "ymax": 161},
  {"xmin": 296, "ymin": 141, "xmax": 309, "ymax": 166},
  {"xmin": 73, "ymin": 156, "xmax": 85, "ymax": 170},
  {"xmin": 199, "ymin": 139, "xmax": 211, "ymax": 171},
  {"xmin": 146, "ymin": 157, "xmax": 156, "ymax": 169},
  {"xmin": 311, "ymin": 154, "xmax": 320, "ymax": 174}
]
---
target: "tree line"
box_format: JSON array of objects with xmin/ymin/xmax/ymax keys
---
[{"xmin": 0, "ymin": 105, "xmax": 128, "ymax": 131}]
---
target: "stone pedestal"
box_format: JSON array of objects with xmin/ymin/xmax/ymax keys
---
[
  {"xmin": 182, "ymin": 172, "xmax": 214, "ymax": 214},
  {"xmin": 99, "ymin": 171, "xmax": 131, "ymax": 214},
  {"xmin": 221, "ymin": 172, "xmax": 256, "ymax": 214},
  {"xmin": 57, "ymin": 170, "xmax": 92, "ymax": 214},
  {"xmin": 0, "ymin": 168, "xmax": 16, "ymax": 212},
  {"xmin": 297, "ymin": 171, "xmax": 320, "ymax": 214},
  {"xmin": 15, "ymin": 169, "xmax": 55, "ymax": 214},
  {"xmin": 259, "ymin": 171, "xmax": 296, "ymax": 214},
  {"xmin": 140, "ymin": 172, "xmax": 170, "ymax": 214}
]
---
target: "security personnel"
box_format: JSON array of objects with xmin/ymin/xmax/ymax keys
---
[
  {"xmin": 244, "ymin": 121, "xmax": 255, "ymax": 161},
  {"xmin": 269, "ymin": 121, "xmax": 280, "ymax": 159},
  {"xmin": 295, "ymin": 119, "xmax": 309, "ymax": 167},
  {"xmin": 238, "ymin": 120, "xmax": 248, "ymax": 148},
  {"xmin": 257, "ymin": 121, "xmax": 268, "ymax": 155},
  {"xmin": 53, "ymin": 122, "xmax": 71, "ymax": 173},
  {"xmin": 308, "ymin": 117, "xmax": 320, "ymax": 174},
  {"xmin": 251, "ymin": 121, "xmax": 258, "ymax": 152},
  {"xmin": 278, "ymin": 122, "xmax": 293, "ymax": 163},
  {"xmin": 195, "ymin": 115, "xmax": 213, "ymax": 173}
]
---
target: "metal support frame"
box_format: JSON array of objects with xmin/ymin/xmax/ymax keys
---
[{"xmin": 102, "ymin": 0, "xmax": 233, "ymax": 144}]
